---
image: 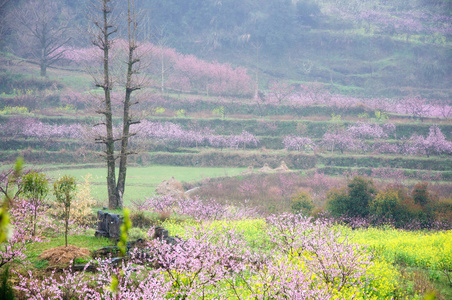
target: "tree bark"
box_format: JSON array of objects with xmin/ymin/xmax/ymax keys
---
[{"xmin": 116, "ymin": 0, "xmax": 140, "ymax": 207}]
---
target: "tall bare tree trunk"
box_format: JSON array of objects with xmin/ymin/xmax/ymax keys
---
[
  {"xmin": 91, "ymin": 0, "xmax": 142, "ymax": 210},
  {"xmin": 91, "ymin": 0, "xmax": 118, "ymax": 209},
  {"xmin": 116, "ymin": 0, "xmax": 140, "ymax": 208},
  {"xmin": 102, "ymin": 1, "xmax": 117, "ymax": 210}
]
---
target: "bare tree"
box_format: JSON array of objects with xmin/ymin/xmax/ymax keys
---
[
  {"xmin": 11, "ymin": 0, "xmax": 71, "ymax": 77},
  {"xmin": 116, "ymin": 0, "xmax": 142, "ymax": 209},
  {"xmin": 0, "ymin": 0, "xmax": 11, "ymax": 44},
  {"xmin": 89, "ymin": 0, "xmax": 143, "ymax": 210},
  {"xmin": 156, "ymin": 26, "xmax": 170, "ymax": 94}
]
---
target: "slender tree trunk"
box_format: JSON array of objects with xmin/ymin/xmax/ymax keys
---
[
  {"xmin": 40, "ymin": 63, "xmax": 46, "ymax": 77},
  {"xmin": 65, "ymin": 206, "xmax": 69, "ymax": 247},
  {"xmin": 161, "ymin": 46, "xmax": 165, "ymax": 94},
  {"xmin": 99, "ymin": 0, "xmax": 117, "ymax": 210},
  {"xmin": 116, "ymin": 0, "xmax": 139, "ymax": 208},
  {"xmin": 40, "ymin": 41, "xmax": 46, "ymax": 77}
]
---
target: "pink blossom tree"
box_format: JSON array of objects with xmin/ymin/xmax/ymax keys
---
[
  {"xmin": 283, "ymin": 135, "xmax": 315, "ymax": 151},
  {"xmin": 409, "ymin": 125, "xmax": 452, "ymax": 157},
  {"xmin": 322, "ymin": 131, "xmax": 363, "ymax": 154}
]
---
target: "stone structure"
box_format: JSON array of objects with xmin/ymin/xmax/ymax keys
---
[
  {"xmin": 95, "ymin": 211, "xmax": 122, "ymax": 239},
  {"xmin": 153, "ymin": 226, "xmax": 180, "ymax": 245}
]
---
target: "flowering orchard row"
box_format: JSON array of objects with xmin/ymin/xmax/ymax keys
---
[
  {"xmin": 284, "ymin": 123, "xmax": 452, "ymax": 157},
  {"xmin": 59, "ymin": 40, "xmax": 253, "ymax": 97},
  {"xmin": 265, "ymin": 83, "xmax": 452, "ymax": 119},
  {"xmin": 2, "ymin": 117, "xmax": 450, "ymax": 157},
  {"xmin": 0, "ymin": 118, "xmax": 259, "ymax": 150},
  {"xmin": 55, "ymin": 41, "xmax": 452, "ymax": 119},
  {"xmin": 326, "ymin": 5, "xmax": 452, "ymax": 37}
]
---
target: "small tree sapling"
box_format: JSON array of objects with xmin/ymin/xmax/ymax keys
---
[
  {"xmin": 53, "ymin": 175, "xmax": 76, "ymax": 247},
  {"xmin": 21, "ymin": 172, "xmax": 48, "ymax": 236}
]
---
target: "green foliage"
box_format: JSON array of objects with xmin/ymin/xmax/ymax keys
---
[
  {"xmin": 56, "ymin": 104, "xmax": 76, "ymax": 113},
  {"xmin": 212, "ymin": 106, "xmax": 225, "ymax": 118},
  {"xmin": 22, "ymin": 172, "xmax": 49, "ymax": 202},
  {"xmin": 370, "ymin": 188, "xmax": 400, "ymax": 218},
  {"xmin": 373, "ymin": 110, "xmax": 389, "ymax": 122},
  {"xmin": 22, "ymin": 171, "xmax": 49, "ymax": 236},
  {"xmin": 152, "ymin": 107, "xmax": 166, "ymax": 115},
  {"xmin": 0, "ymin": 158, "xmax": 23, "ymax": 244},
  {"xmin": 0, "ymin": 106, "xmax": 32, "ymax": 116},
  {"xmin": 175, "ymin": 109, "xmax": 186, "ymax": 118},
  {"xmin": 53, "ymin": 175, "xmax": 77, "ymax": 209},
  {"xmin": 130, "ymin": 211, "xmax": 153, "ymax": 228},
  {"xmin": 118, "ymin": 208, "xmax": 131, "ymax": 257},
  {"xmin": 368, "ymin": 185, "xmax": 425, "ymax": 226},
  {"xmin": 0, "ymin": 267, "xmax": 15, "ymax": 300},
  {"xmin": 327, "ymin": 176, "xmax": 375, "ymax": 217},
  {"xmin": 327, "ymin": 187, "xmax": 350, "ymax": 217},
  {"xmin": 358, "ymin": 112, "xmax": 369, "ymax": 119},
  {"xmin": 290, "ymin": 190, "xmax": 314, "ymax": 216},
  {"xmin": 328, "ymin": 113, "xmax": 343, "ymax": 133},
  {"xmin": 110, "ymin": 209, "xmax": 132, "ymax": 295},
  {"xmin": 412, "ymin": 182, "xmax": 430, "ymax": 207},
  {"xmin": 53, "ymin": 175, "xmax": 77, "ymax": 247}
]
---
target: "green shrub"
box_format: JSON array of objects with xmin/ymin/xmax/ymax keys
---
[
  {"xmin": 290, "ymin": 190, "xmax": 314, "ymax": 216},
  {"xmin": 0, "ymin": 106, "xmax": 31, "ymax": 115},
  {"xmin": 370, "ymin": 187, "xmax": 400, "ymax": 219},
  {"xmin": 130, "ymin": 211, "xmax": 153, "ymax": 228},
  {"xmin": 431, "ymin": 198, "xmax": 452, "ymax": 225},
  {"xmin": 412, "ymin": 181, "xmax": 430, "ymax": 207},
  {"xmin": 326, "ymin": 187, "xmax": 350, "ymax": 217},
  {"xmin": 0, "ymin": 267, "xmax": 15, "ymax": 300},
  {"xmin": 327, "ymin": 176, "xmax": 375, "ymax": 217}
]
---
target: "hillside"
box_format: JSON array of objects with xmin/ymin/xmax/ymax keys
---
[{"xmin": 1, "ymin": 0, "xmax": 451, "ymax": 99}]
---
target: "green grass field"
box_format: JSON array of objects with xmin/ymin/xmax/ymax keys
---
[{"xmin": 15, "ymin": 164, "xmax": 246, "ymax": 206}]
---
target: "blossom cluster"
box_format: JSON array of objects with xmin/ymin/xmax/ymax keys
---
[{"xmin": 134, "ymin": 195, "xmax": 259, "ymax": 221}]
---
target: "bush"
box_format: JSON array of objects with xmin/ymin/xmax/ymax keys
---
[
  {"xmin": 130, "ymin": 211, "xmax": 153, "ymax": 228},
  {"xmin": 369, "ymin": 186, "xmax": 406, "ymax": 219},
  {"xmin": 327, "ymin": 176, "xmax": 375, "ymax": 217},
  {"xmin": 71, "ymin": 174, "xmax": 96, "ymax": 226},
  {"xmin": 326, "ymin": 187, "xmax": 350, "ymax": 217},
  {"xmin": 431, "ymin": 198, "xmax": 452, "ymax": 225},
  {"xmin": 290, "ymin": 190, "xmax": 314, "ymax": 216},
  {"xmin": 412, "ymin": 182, "xmax": 430, "ymax": 207}
]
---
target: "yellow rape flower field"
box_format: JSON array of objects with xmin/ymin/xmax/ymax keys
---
[{"xmin": 162, "ymin": 218, "xmax": 452, "ymax": 299}]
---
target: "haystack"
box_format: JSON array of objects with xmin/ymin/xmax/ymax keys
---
[
  {"xmin": 241, "ymin": 166, "xmax": 254, "ymax": 175},
  {"xmin": 155, "ymin": 176, "xmax": 185, "ymax": 197},
  {"xmin": 38, "ymin": 245, "xmax": 90, "ymax": 266},
  {"xmin": 275, "ymin": 161, "xmax": 290, "ymax": 172},
  {"xmin": 259, "ymin": 163, "xmax": 273, "ymax": 173}
]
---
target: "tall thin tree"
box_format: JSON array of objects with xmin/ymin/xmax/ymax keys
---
[
  {"xmin": 89, "ymin": 0, "xmax": 117, "ymax": 209},
  {"xmin": 89, "ymin": 0, "xmax": 142, "ymax": 210},
  {"xmin": 116, "ymin": 0, "xmax": 141, "ymax": 208}
]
